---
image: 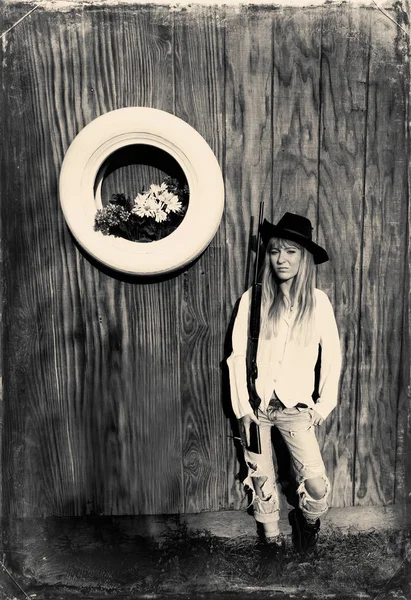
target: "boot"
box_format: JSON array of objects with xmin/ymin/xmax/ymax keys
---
[{"xmin": 288, "ymin": 508, "xmax": 320, "ymax": 552}]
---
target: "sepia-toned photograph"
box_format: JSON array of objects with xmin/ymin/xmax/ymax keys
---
[{"xmin": 0, "ymin": 0, "xmax": 410, "ymax": 598}]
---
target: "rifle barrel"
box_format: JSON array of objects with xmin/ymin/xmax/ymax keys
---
[{"xmin": 253, "ymin": 202, "xmax": 265, "ymax": 286}]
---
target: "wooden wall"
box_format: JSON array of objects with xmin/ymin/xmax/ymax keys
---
[{"xmin": 0, "ymin": 2, "xmax": 410, "ymax": 520}]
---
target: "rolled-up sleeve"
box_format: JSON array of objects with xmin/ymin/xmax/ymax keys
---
[
  {"xmin": 226, "ymin": 290, "xmax": 254, "ymax": 419},
  {"xmin": 315, "ymin": 291, "xmax": 342, "ymax": 420}
]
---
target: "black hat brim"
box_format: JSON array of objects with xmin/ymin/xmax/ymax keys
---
[{"xmin": 260, "ymin": 220, "xmax": 329, "ymax": 265}]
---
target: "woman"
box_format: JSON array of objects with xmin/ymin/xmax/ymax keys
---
[{"xmin": 227, "ymin": 212, "xmax": 342, "ymax": 552}]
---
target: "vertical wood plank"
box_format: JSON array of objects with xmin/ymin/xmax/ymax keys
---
[
  {"xmin": 224, "ymin": 6, "xmax": 274, "ymax": 510},
  {"xmin": 75, "ymin": 6, "xmax": 182, "ymax": 515},
  {"xmin": 174, "ymin": 7, "xmax": 227, "ymax": 513},
  {"xmin": 1, "ymin": 2, "xmax": 410, "ymax": 525},
  {"xmin": 0, "ymin": 59, "xmax": 3, "ymax": 523},
  {"xmin": 394, "ymin": 21, "xmax": 411, "ymax": 505},
  {"xmin": 316, "ymin": 9, "xmax": 370, "ymax": 507},
  {"xmin": 394, "ymin": 9, "xmax": 411, "ymax": 504},
  {"xmin": 90, "ymin": 7, "xmax": 183, "ymax": 514},
  {"xmin": 2, "ymin": 5, "xmax": 183, "ymax": 517},
  {"xmin": 272, "ymin": 9, "xmax": 321, "ymax": 224},
  {"xmin": 355, "ymin": 13, "xmax": 408, "ymax": 506}
]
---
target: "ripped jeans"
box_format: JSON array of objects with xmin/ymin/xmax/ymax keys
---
[{"xmin": 242, "ymin": 403, "xmax": 330, "ymax": 528}]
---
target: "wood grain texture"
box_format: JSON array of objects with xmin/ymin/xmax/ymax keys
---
[
  {"xmin": 1, "ymin": 12, "xmax": 80, "ymax": 518},
  {"xmin": 272, "ymin": 9, "xmax": 321, "ymax": 224},
  {"xmin": 394, "ymin": 14, "xmax": 411, "ymax": 506},
  {"xmin": 224, "ymin": 6, "xmax": 274, "ymax": 510},
  {"xmin": 355, "ymin": 12, "xmax": 408, "ymax": 506},
  {"xmin": 71, "ymin": 7, "xmax": 182, "ymax": 515},
  {"xmin": 224, "ymin": 7, "xmax": 274, "ymax": 307},
  {"xmin": 174, "ymin": 7, "xmax": 227, "ymax": 513},
  {"xmin": 1, "ymin": 4, "xmax": 410, "ymax": 524},
  {"xmin": 316, "ymin": 9, "xmax": 370, "ymax": 507},
  {"xmin": 2, "ymin": 6, "xmax": 183, "ymax": 517}
]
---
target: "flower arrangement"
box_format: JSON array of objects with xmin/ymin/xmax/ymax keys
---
[{"xmin": 94, "ymin": 177, "xmax": 189, "ymax": 242}]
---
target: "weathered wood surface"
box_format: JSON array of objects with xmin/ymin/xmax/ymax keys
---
[
  {"xmin": 224, "ymin": 7, "xmax": 275, "ymax": 509},
  {"xmin": 0, "ymin": 4, "xmax": 409, "ymax": 521},
  {"xmin": 2, "ymin": 6, "xmax": 184, "ymax": 517},
  {"xmin": 272, "ymin": 9, "xmax": 321, "ymax": 225},
  {"xmin": 316, "ymin": 10, "xmax": 370, "ymax": 507},
  {"xmin": 73, "ymin": 8, "xmax": 183, "ymax": 516},
  {"xmin": 395, "ymin": 21, "xmax": 411, "ymax": 506},
  {"xmin": 355, "ymin": 13, "xmax": 409, "ymax": 507},
  {"xmin": 174, "ymin": 7, "xmax": 227, "ymax": 513}
]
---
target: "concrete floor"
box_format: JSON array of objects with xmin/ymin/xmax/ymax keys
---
[{"xmin": 1, "ymin": 513, "xmax": 410, "ymax": 600}]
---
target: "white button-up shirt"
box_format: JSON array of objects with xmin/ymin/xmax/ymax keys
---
[{"xmin": 227, "ymin": 288, "xmax": 342, "ymax": 420}]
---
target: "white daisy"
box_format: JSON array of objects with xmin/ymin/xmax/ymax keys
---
[
  {"xmin": 164, "ymin": 193, "xmax": 183, "ymax": 214},
  {"xmin": 132, "ymin": 193, "xmax": 156, "ymax": 218},
  {"xmin": 149, "ymin": 182, "xmax": 167, "ymax": 197},
  {"xmin": 153, "ymin": 207, "xmax": 168, "ymax": 223}
]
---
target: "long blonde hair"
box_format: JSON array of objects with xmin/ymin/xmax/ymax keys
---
[{"xmin": 259, "ymin": 237, "xmax": 316, "ymax": 345}]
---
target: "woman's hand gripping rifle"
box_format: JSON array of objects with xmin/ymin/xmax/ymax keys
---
[{"xmin": 245, "ymin": 202, "xmax": 264, "ymax": 454}]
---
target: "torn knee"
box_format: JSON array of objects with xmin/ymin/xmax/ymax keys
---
[
  {"xmin": 305, "ymin": 476, "xmax": 327, "ymax": 500},
  {"xmin": 297, "ymin": 474, "xmax": 330, "ymax": 501},
  {"xmin": 297, "ymin": 474, "xmax": 330, "ymax": 519}
]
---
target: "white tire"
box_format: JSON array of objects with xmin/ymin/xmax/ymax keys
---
[{"xmin": 59, "ymin": 107, "xmax": 224, "ymax": 275}]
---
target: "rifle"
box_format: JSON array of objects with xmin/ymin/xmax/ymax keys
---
[{"xmin": 245, "ymin": 201, "xmax": 264, "ymax": 454}]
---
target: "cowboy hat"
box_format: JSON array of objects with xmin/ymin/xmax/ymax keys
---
[{"xmin": 260, "ymin": 212, "xmax": 329, "ymax": 264}]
